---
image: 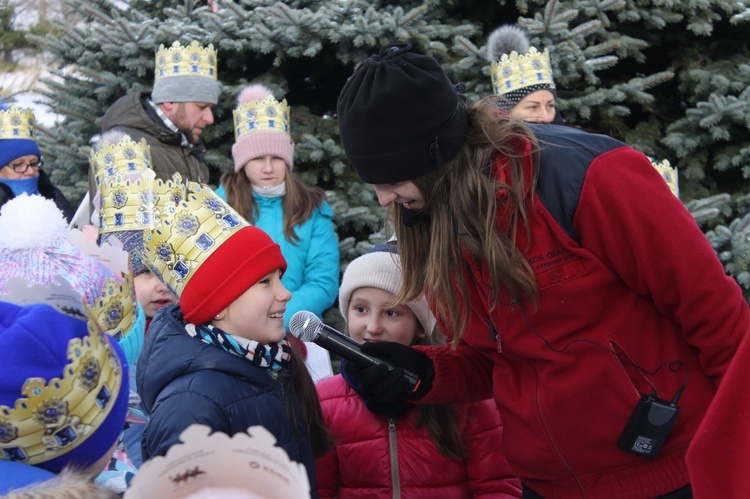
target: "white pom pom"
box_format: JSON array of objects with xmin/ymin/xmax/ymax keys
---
[
  {"xmin": 237, "ymin": 84, "xmax": 273, "ymax": 105},
  {"xmin": 0, "ymin": 194, "xmax": 68, "ymax": 249}
]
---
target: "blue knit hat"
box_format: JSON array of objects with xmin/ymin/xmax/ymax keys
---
[
  {"xmin": 0, "ymin": 301, "xmax": 129, "ymax": 474},
  {"xmin": 0, "ymin": 103, "xmax": 42, "ymax": 169}
]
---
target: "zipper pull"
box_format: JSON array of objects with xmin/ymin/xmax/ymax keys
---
[{"xmin": 491, "ymin": 322, "xmax": 502, "ymax": 353}]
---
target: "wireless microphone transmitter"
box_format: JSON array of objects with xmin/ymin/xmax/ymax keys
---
[{"xmin": 617, "ymin": 392, "xmax": 679, "ymax": 459}]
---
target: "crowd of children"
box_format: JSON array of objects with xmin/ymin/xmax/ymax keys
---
[{"xmin": 1, "ymin": 31, "xmax": 747, "ymax": 499}]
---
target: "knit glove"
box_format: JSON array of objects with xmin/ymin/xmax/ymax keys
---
[{"xmin": 343, "ymin": 341, "xmax": 434, "ymax": 404}]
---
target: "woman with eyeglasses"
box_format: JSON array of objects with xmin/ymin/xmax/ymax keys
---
[{"xmin": 0, "ymin": 104, "xmax": 74, "ymax": 221}]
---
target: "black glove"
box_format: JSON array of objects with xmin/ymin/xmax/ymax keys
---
[{"xmin": 343, "ymin": 341, "xmax": 434, "ymax": 404}]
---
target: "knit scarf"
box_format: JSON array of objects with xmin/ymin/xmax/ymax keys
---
[
  {"xmin": 340, "ymin": 358, "xmax": 410, "ymax": 418},
  {"xmin": 0, "ymin": 175, "xmax": 39, "ymax": 196},
  {"xmin": 252, "ymin": 181, "xmax": 286, "ymax": 198},
  {"xmin": 186, "ymin": 323, "xmax": 291, "ymax": 376}
]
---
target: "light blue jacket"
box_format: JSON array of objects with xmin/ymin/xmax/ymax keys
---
[{"xmin": 216, "ymin": 185, "xmax": 340, "ymax": 329}]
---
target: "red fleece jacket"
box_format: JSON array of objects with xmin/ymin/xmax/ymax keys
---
[{"xmin": 417, "ymin": 133, "xmax": 749, "ymax": 498}]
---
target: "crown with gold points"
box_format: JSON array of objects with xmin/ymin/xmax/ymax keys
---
[
  {"xmin": 649, "ymin": 158, "xmax": 680, "ymax": 198},
  {"xmin": 154, "ymin": 40, "xmax": 217, "ymax": 81},
  {"xmin": 0, "ymin": 308, "xmax": 123, "ymax": 467},
  {"xmin": 142, "ymin": 174, "xmax": 249, "ymax": 297},
  {"xmin": 0, "ymin": 106, "xmax": 36, "ymax": 141},
  {"xmin": 233, "ymin": 94, "xmax": 291, "ymax": 142},
  {"xmin": 90, "ymin": 135, "xmax": 152, "ymax": 188},
  {"xmin": 89, "ymin": 136, "xmax": 172, "ymax": 234},
  {"xmin": 490, "ymin": 46, "xmax": 555, "ymax": 97}
]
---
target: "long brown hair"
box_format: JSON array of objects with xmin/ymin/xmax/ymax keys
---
[
  {"xmin": 221, "ymin": 168, "xmax": 327, "ymax": 243},
  {"xmin": 279, "ymin": 341, "xmax": 333, "ymax": 456},
  {"xmin": 392, "ymin": 96, "xmax": 541, "ymax": 345},
  {"xmin": 413, "ymin": 326, "xmax": 467, "ymax": 459}
]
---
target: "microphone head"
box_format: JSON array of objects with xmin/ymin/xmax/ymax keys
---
[{"xmin": 289, "ymin": 311, "xmax": 321, "ymax": 342}]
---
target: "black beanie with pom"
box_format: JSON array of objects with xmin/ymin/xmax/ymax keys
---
[{"xmin": 336, "ymin": 43, "xmax": 468, "ymax": 184}]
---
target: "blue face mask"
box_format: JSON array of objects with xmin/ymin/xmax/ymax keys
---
[{"xmin": 0, "ymin": 175, "xmax": 40, "ymax": 196}]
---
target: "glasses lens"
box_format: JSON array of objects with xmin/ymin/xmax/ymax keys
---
[{"xmin": 10, "ymin": 160, "xmax": 43, "ymax": 173}]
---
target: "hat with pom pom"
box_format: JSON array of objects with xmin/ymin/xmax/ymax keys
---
[
  {"xmin": 231, "ymin": 85, "xmax": 294, "ymax": 172},
  {"xmin": 0, "ymin": 194, "xmax": 118, "ymax": 305},
  {"xmin": 486, "ymin": 25, "xmax": 556, "ymax": 112},
  {"xmin": 0, "ymin": 194, "xmax": 139, "ymax": 343}
]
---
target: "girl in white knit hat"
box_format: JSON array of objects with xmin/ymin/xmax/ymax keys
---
[{"xmin": 314, "ymin": 247, "xmax": 521, "ymax": 498}]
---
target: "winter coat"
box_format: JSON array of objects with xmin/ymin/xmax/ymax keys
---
[
  {"xmin": 315, "ymin": 374, "xmax": 521, "ymax": 499},
  {"xmin": 687, "ymin": 315, "xmax": 750, "ymax": 499},
  {"xmin": 89, "ymin": 91, "xmax": 210, "ymax": 203},
  {"xmin": 215, "ymin": 186, "xmax": 340, "ymax": 329},
  {"xmin": 136, "ymin": 304, "xmax": 318, "ymax": 495},
  {"xmin": 0, "ymin": 169, "xmax": 75, "ymax": 222},
  {"xmin": 416, "ymin": 124, "xmax": 749, "ymax": 498}
]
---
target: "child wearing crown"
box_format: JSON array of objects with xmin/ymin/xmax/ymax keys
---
[
  {"xmin": 135, "ymin": 182, "xmax": 330, "ymax": 497},
  {"xmin": 216, "ymin": 85, "xmax": 340, "ymax": 335}
]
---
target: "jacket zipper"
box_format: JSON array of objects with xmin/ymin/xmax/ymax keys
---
[
  {"xmin": 388, "ymin": 418, "xmax": 400, "ymax": 499},
  {"xmin": 610, "ymin": 340, "xmax": 657, "ymax": 398}
]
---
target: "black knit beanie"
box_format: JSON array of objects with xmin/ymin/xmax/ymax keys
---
[{"xmin": 337, "ymin": 43, "xmax": 468, "ymax": 184}]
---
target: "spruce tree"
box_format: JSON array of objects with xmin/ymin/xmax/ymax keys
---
[{"xmin": 29, "ymin": 0, "xmax": 750, "ymax": 302}]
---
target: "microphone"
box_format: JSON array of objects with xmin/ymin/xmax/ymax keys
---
[{"xmin": 289, "ymin": 310, "xmax": 419, "ymax": 391}]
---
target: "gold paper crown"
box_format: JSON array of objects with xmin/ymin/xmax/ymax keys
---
[
  {"xmin": 0, "ymin": 106, "xmax": 36, "ymax": 141},
  {"xmin": 155, "ymin": 41, "xmax": 217, "ymax": 81},
  {"xmin": 142, "ymin": 174, "xmax": 249, "ymax": 297},
  {"xmin": 91, "ymin": 275, "xmax": 136, "ymax": 341},
  {"xmin": 90, "ymin": 137, "xmax": 171, "ymax": 234},
  {"xmin": 233, "ymin": 95, "xmax": 291, "ymax": 142},
  {"xmin": 650, "ymin": 158, "xmax": 680, "ymax": 198},
  {"xmin": 0, "ymin": 307, "xmax": 123, "ymax": 466},
  {"xmin": 490, "ymin": 46, "xmax": 555, "ymax": 96}
]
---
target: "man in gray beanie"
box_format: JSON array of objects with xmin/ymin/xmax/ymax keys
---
[{"xmin": 88, "ymin": 41, "xmax": 219, "ymax": 209}]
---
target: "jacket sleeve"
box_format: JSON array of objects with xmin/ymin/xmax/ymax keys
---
[
  {"xmin": 284, "ymin": 201, "xmax": 340, "ymax": 329},
  {"xmin": 574, "ymin": 146, "xmax": 749, "ymax": 386},
  {"xmin": 463, "ymin": 401, "xmax": 522, "ymax": 498},
  {"xmin": 142, "ymin": 390, "xmax": 228, "ymax": 460},
  {"xmin": 414, "ymin": 343, "xmax": 494, "ymax": 405}
]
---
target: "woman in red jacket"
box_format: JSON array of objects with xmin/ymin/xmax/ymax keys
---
[
  {"xmin": 316, "ymin": 248, "xmax": 521, "ymax": 498},
  {"xmin": 335, "ymin": 43, "xmax": 750, "ymax": 498}
]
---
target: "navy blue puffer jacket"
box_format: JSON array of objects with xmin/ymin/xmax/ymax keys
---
[{"xmin": 136, "ymin": 305, "xmax": 318, "ymax": 496}]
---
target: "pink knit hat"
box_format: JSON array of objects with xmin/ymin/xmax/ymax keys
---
[{"xmin": 231, "ymin": 84, "xmax": 294, "ymax": 172}]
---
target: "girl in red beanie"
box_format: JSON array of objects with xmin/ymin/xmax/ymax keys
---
[{"xmin": 136, "ymin": 220, "xmax": 330, "ymax": 498}]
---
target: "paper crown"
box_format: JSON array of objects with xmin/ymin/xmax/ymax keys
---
[
  {"xmin": 650, "ymin": 158, "xmax": 680, "ymax": 198},
  {"xmin": 0, "ymin": 304, "xmax": 124, "ymax": 467},
  {"xmin": 124, "ymin": 424, "xmax": 310, "ymax": 498},
  {"xmin": 142, "ymin": 174, "xmax": 249, "ymax": 297},
  {"xmin": 154, "ymin": 41, "xmax": 217, "ymax": 81},
  {"xmin": 90, "ymin": 136, "xmax": 166, "ymax": 234},
  {"xmin": 0, "ymin": 106, "xmax": 36, "ymax": 141},
  {"xmin": 233, "ymin": 94, "xmax": 291, "ymax": 142},
  {"xmin": 490, "ymin": 46, "xmax": 555, "ymax": 97}
]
